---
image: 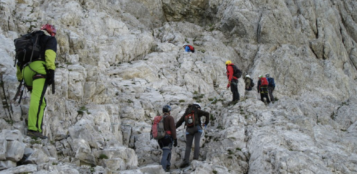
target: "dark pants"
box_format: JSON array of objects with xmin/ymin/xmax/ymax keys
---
[
  {"xmin": 267, "ymin": 86, "xmax": 275, "ymax": 102},
  {"xmin": 184, "ymin": 125, "xmax": 203, "ymax": 163},
  {"xmin": 260, "ymin": 86, "xmax": 270, "ymax": 104},
  {"xmin": 158, "ymin": 135, "xmax": 173, "ymax": 171},
  {"xmin": 260, "ymin": 93, "xmax": 270, "ymax": 103},
  {"xmin": 230, "ymin": 79, "xmax": 239, "ymax": 102}
]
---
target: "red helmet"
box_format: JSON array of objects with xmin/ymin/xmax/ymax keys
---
[{"xmin": 40, "ymin": 24, "xmax": 56, "ymax": 36}]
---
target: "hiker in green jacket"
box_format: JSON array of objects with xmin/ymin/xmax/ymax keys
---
[
  {"xmin": 16, "ymin": 24, "xmax": 57, "ymax": 139},
  {"xmin": 176, "ymin": 103, "xmax": 209, "ymax": 168}
]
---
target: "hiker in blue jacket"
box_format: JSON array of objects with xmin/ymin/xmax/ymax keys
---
[
  {"xmin": 183, "ymin": 44, "xmax": 195, "ymax": 53},
  {"xmin": 266, "ymin": 74, "xmax": 275, "ymax": 103}
]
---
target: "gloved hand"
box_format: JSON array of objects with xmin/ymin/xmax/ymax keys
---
[
  {"xmin": 227, "ymin": 83, "xmax": 230, "ymax": 89},
  {"xmin": 173, "ymin": 139, "xmax": 177, "ymax": 147},
  {"xmin": 47, "ymin": 70, "xmax": 55, "ymax": 85}
]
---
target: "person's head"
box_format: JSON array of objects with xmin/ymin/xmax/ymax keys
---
[
  {"xmin": 225, "ymin": 60, "xmax": 232, "ymax": 65},
  {"xmin": 192, "ymin": 103, "xmax": 201, "ymax": 110},
  {"xmin": 41, "ymin": 24, "xmax": 56, "ymax": 36},
  {"xmin": 259, "ymin": 75, "xmax": 264, "ymax": 78},
  {"xmin": 245, "ymin": 74, "xmax": 250, "ymax": 78},
  {"xmin": 162, "ymin": 105, "xmax": 171, "ymax": 113},
  {"xmin": 265, "ymin": 74, "xmax": 270, "ymax": 78}
]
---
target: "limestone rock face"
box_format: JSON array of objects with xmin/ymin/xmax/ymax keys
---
[{"xmin": 0, "ymin": 0, "xmax": 357, "ymax": 173}]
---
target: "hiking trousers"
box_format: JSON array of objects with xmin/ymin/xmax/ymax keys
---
[
  {"xmin": 260, "ymin": 93, "xmax": 270, "ymax": 104},
  {"xmin": 230, "ymin": 79, "xmax": 239, "ymax": 102},
  {"xmin": 184, "ymin": 125, "xmax": 203, "ymax": 163},
  {"xmin": 160, "ymin": 135, "xmax": 173, "ymax": 171},
  {"xmin": 267, "ymin": 86, "xmax": 275, "ymax": 102},
  {"xmin": 23, "ymin": 61, "xmax": 48, "ymax": 133}
]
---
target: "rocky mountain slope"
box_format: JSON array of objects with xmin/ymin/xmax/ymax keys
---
[{"xmin": 0, "ymin": 0, "xmax": 357, "ymax": 173}]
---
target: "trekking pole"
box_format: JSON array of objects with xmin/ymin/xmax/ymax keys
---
[
  {"xmin": 13, "ymin": 80, "xmax": 24, "ymax": 104},
  {"xmin": 52, "ymin": 81, "xmax": 55, "ymax": 94}
]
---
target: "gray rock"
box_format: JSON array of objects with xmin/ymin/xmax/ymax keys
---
[
  {"xmin": 0, "ymin": 160, "xmax": 16, "ymax": 171},
  {"xmin": 0, "ymin": 164, "xmax": 37, "ymax": 174},
  {"xmin": 5, "ymin": 140, "xmax": 25, "ymax": 162},
  {"xmin": 0, "ymin": 138, "xmax": 6, "ymax": 160}
]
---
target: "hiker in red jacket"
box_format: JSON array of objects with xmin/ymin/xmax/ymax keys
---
[
  {"xmin": 226, "ymin": 60, "xmax": 241, "ymax": 104},
  {"xmin": 257, "ymin": 75, "xmax": 270, "ymax": 104}
]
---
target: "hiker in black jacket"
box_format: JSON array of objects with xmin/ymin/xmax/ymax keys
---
[{"xmin": 176, "ymin": 103, "xmax": 209, "ymax": 168}]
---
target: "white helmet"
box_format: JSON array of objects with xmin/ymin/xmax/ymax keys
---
[
  {"xmin": 245, "ymin": 74, "xmax": 250, "ymax": 78},
  {"xmin": 193, "ymin": 103, "xmax": 201, "ymax": 109}
]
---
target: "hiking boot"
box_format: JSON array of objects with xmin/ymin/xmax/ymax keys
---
[
  {"xmin": 179, "ymin": 161, "xmax": 189, "ymax": 168},
  {"xmin": 27, "ymin": 130, "xmax": 47, "ymax": 139},
  {"xmin": 165, "ymin": 165, "xmax": 170, "ymax": 172}
]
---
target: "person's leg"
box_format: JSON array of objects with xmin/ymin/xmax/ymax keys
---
[
  {"xmin": 267, "ymin": 87, "xmax": 272, "ymax": 102},
  {"xmin": 231, "ymin": 80, "xmax": 238, "ymax": 101},
  {"xmin": 230, "ymin": 84, "xmax": 235, "ymax": 101},
  {"xmin": 184, "ymin": 133, "xmax": 194, "ymax": 163},
  {"xmin": 270, "ymin": 87, "xmax": 275, "ymax": 102},
  {"xmin": 265, "ymin": 93, "xmax": 270, "ymax": 103},
  {"xmin": 161, "ymin": 147, "xmax": 170, "ymax": 170},
  {"xmin": 260, "ymin": 93, "xmax": 264, "ymax": 103},
  {"xmin": 28, "ymin": 78, "xmax": 47, "ymax": 132},
  {"xmin": 193, "ymin": 129, "xmax": 203, "ymax": 160}
]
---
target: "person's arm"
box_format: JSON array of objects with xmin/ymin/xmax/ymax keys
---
[
  {"xmin": 198, "ymin": 110, "xmax": 209, "ymax": 126},
  {"xmin": 169, "ymin": 116, "xmax": 177, "ymax": 140},
  {"xmin": 44, "ymin": 37, "xmax": 57, "ymax": 71},
  {"xmin": 175, "ymin": 115, "xmax": 185, "ymax": 128},
  {"xmin": 16, "ymin": 65, "xmax": 22, "ymax": 82},
  {"xmin": 227, "ymin": 66, "xmax": 233, "ymax": 82}
]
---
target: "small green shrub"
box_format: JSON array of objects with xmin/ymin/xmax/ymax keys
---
[{"xmin": 99, "ymin": 154, "xmax": 109, "ymax": 159}]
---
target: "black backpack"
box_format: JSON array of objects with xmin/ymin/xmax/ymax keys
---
[
  {"xmin": 14, "ymin": 31, "xmax": 44, "ymax": 68},
  {"xmin": 231, "ymin": 64, "xmax": 242, "ymax": 78},
  {"xmin": 250, "ymin": 78, "xmax": 255, "ymax": 88}
]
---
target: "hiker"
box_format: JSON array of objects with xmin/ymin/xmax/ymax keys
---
[
  {"xmin": 266, "ymin": 74, "xmax": 275, "ymax": 103},
  {"xmin": 226, "ymin": 60, "xmax": 241, "ymax": 104},
  {"xmin": 176, "ymin": 103, "xmax": 209, "ymax": 168},
  {"xmin": 257, "ymin": 75, "xmax": 270, "ymax": 104},
  {"xmin": 244, "ymin": 74, "xmax": 254, "ymax": 91},
  {"xmin": 183, "ymin": 44, "xmax": 195, "ymax": 53},
  {"xmin": 157, "ymin": 105, "xmax": 177, "ymax": 172},
  {"xmin": 244, "ymin": 74, "xmax": 254, "ymax": 99},
  {"xmin": 15, "ymin": 24, "xmax": 57, "ymax": 139}
]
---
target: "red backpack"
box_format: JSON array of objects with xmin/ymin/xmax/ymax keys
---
[
  {"xmin": 260, "ymin": 77, "xmax": 269, "ymax": 86},
  {"xmin": 184, "ymin": 111, "xmax": 196, "ymax": 127},
  {"xmin": 151, "ymin": 115, "xmax": 166, "ymax": 140}
]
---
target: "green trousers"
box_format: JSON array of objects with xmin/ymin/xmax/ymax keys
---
[{"xmin": 23, "ymin": 61, "xmax": 48, "ymax": 132}]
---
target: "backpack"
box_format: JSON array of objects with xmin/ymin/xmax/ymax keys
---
[
  {"xmin": 188, "ymin": 45, "xmax": 195, "ymax": 53},
  {"xmin": 14, "ymin": 31, "xmax": 44, "ymax": 68},
  {"xmin": 260, "ymin": 77, "xmax": 269, "ymax": 86},
  {"xmin": 250, "ymin": 78, "xmax": 255, "ymax": 88},
  {"xmin": 267, "ymin": 77, "xmax": 275, "ymax": 87},
  {"xmin": 231, "ymin": 65, "xmax": 242, "ymax": 78},
  {"xmin": 151, "ymin": 115, "xmax": 167, "ymax": 140},
  {"xmin": 184, "ymin": 105, "xmax": 198, "ymax": 127},
  {"xmin": 184, "ymin": 111, "xmax": 196, "ymax": 127}
]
